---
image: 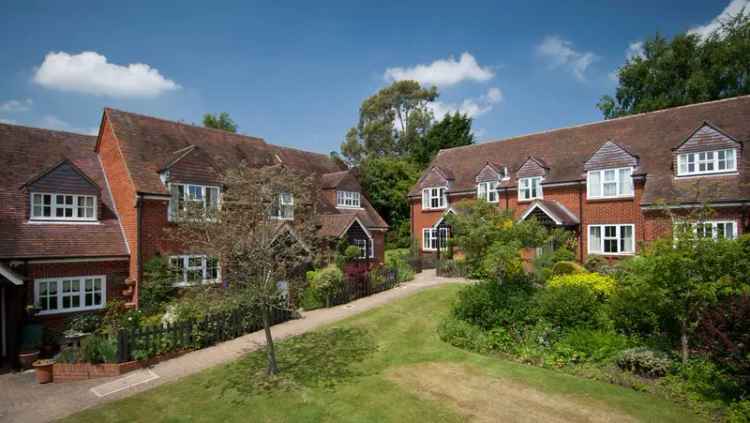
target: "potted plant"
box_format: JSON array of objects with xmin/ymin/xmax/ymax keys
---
[
  {"xmin": 18, "ymin": 347, "xmax": 40, "ymax": 370},
  {"xmin": 32, "ymin": 359, "xmax": 55, "ymax": 384}
]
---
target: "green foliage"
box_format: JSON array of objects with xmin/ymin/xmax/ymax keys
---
[
  {"xmin": 307, "ymin": 264, "xmax": 344, "ymax": 307},
  {"xmin": 140, "ymin": 257, "xmax": 177, "ymax": 315},
  {"xmin": 202, "ymin": 112, "xmax": 237, "ymax": 132},
  {"xmin": 80, "ymin": 335, "xmax": 118, "ymax": 364},
  {"xmin": 534, "ymin": 248, "xmax": 577, "ymax": 280},
  {"xmin": 412, "ymin": 112, "xmax": 474, "ymax": 166},
  {"xmin": 65, "ymin": 313, "xmax": 102, "ymax": 334},
  {"xmin": 551, "ymin": 260, "xmax": 586, "ymax": 276},
  {"xmin": 599, "ymin": 12, "xmax": 750, "ymax": 119},
  {"xmin": 727, "ymin": 400, "xmax": 750, "ymax": 423},
  {"xmin": 452, "ymin": 278, "xmax": 536, "ymax": 330},
  {"xmin": 343, "ymin": 245, "xmax": 361, "ymax": 262},
  {"xmin": 616, "ymin": 347, "xmax": 673, "ymax": 378},
  {"xmin": 583, "ymin": 255, "xmax": 618, "ymax": 275},
  {"xmin": 300, "ymin": 286, "xmax": 325, "ymax": 311},
  {"xmin": 221, "ymin": 328, "xmax": 376, "ymax": 395},
  {"xmin": 384, "ymin": 248, "xmax": 415, "ymax": 282},
  {"xmin": 547, "ymin": 272, "xmax": 616, "ymax": 299},
  {"xmin": 552, "ymin": 328, "xmax": 631, "ymax": 364},
  {"xmin": 533, "ymin": 283, "xmax": 611, "ymax": 331}
]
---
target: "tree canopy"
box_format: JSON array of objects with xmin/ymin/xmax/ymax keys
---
[
  {"xmin": 203, "ymin": 112, "xmax": 238, "ymax": 133},
  {"xmin": 599, "ymin": 12, "xmax": 750, "ymax": 119},
  {"xmin": 413, "ymin": 112, "xmax": 475, "ymax": 167}
]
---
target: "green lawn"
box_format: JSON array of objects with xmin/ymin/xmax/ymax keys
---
[{"xmin": 65, "ymin": 284, "xmax": 706, "ymax": 423}]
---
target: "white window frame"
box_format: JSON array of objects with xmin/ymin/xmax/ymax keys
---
[
  {"xmin": 336, "ymin": 191, "xmax": 361, "ymax": 209},
  {"xmin": 271, "ymin": 192, "xmax": 294, "ymax": 220},
  {"xmin": 352, "ymin": 238, "xmax": 373, "ymax": 259},
  {"xmin": 518, "ymin": 177, "xmax": 543, "ymax": 201},
  {"xmin": 677, "ymin": 149, "xmax": 737, "ymax": 176},
  {"xmin": 422, "ymin": 187, "xmax": 447, "ymax": 210},
  {"xmin": 169, "ymin": 255, "xmax": 221, "ymax": 287},
  {"xmin": 422, "ymin": 227, "xmax": 449, "ymax": 251},
  {"xmin": 34, "ymin": 275, "xmax": 106, "ymax": 315},
  {"xmin": 587, "ymin": 167, "xmax": 634, "ymax": 199},
  {"xmin": 674, "ymin": 220, "xmax": 738, "ymax": 240},
  {"xmin": 30, "ymin": 192, "xmax": 97, "ymax": 222},
  {"xmin": 477, "ymin": 181, "xmax": 499, "ymax": 203},
  {"xmin": 587, "ymin": 224, "xmax": 635, "ymax": 256},
  {"xmin": 168, "ymin": 183, "xmax": 221, "ymax": 221}
]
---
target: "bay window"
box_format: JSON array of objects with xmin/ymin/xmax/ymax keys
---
[
  {"xmin": 422, "ymin": 187, "xmax": 447, "ymax": 210},
  {"xmin": 35, "ymin": 276, "xmax": 105, "ymax": 315},
  {"xmin": 169, "ymin": 183, "xmax": 220, "ymax": 220},
  {"xmin": 477, "ymin": 181, "xmax": 498, "ymax": 203},
  {"xmin": 336, "ymin": 191, "xmax": 361, "ymax": 208},
  {"xmin": 518, "ymin": 177, "xmax": 542, "ymax": 201},
  {"xmin": 588, "ymin": 224, "xmax": 634, "ymax": 255},
  {"xmin": 677, "ymin": 149, "xmax": 736, "ymax": 176},
  {"xmin": 587, "ymin": 168, "xmax": 633, "ymax": 199},
  {"xmin": 31, "ymin": 193, "xmax": 97, "ymax": 221},
  {"xmin": 170, "ymin": 255, "xmax": 221, "ymax": 286},
  {"xmin": 422, "ymin": 227, "xmax": 449, "ymax": 251}
]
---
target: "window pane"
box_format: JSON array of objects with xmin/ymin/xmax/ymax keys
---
[
  {"xmin": 604, "ymin": 239, "xmax": 618, "ymax": 253},
  {"xmin": 603, "ymin": 181, "xmax": 617, "ymax": 196},
  {"xmin": 589, "ymin": 226, "xmax": 601, "ymax": 253},
  {"xmin": 605, "ymin": 226, "xmax": 617, "ymax": 238},
  {"xmin": 621, "ymin": 226, "xmax": 633, "ymax": 252},
  {"xmin": 619, "ymin": 168, "xmax": 633, "ymax": 195},
  {"xmin": 588, "ymin": 171, "xmax": 601, "ymax": 197}
]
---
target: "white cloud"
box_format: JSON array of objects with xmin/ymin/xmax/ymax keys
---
[
  {"xmin": 0, "ymin": 118, "xmax": 17, "ymax": 125},
  {"xmin": 688, "ymin": 0, "xmax": 749, "ymax": 39},
  {"xmin": 384, "ymin": 52, "xmax": 494, "ymax": 87},
  {"xmin": 536, "ymin": 35, "xmax": 597, "ymax": 81},
  {"xmin": 38, "ymin": 115, "xmax": 99, "ymax": 135},
  {"xmin": 33, "ymin": 51, "xmax": 180, "ymax": 98},
  {"xmin": 0, "ymin": 98, "xmax": 32, "ymax": 113},
  {"xmin": 429, "ymin": 87, "xmax": 503, "ymax": 120},
  {"xmin": 625, "ymin": 41, "xmax": 645, "ymax": 61}
]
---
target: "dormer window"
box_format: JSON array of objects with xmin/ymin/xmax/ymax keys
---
[
  {"xmin": 518, "ymin": 177, "xmax": 543, "ymax": 201},
  {"xmin": 169, "ymin": 183, "xmax": 220, "ymax": 221},
  {"xmin": 677, "ymin": 149, "xmax": 736, "ymax": 176},
  {"xmin": 336, "ymin": 191, "xmax": 361, "ymax": 208},
  {"xmin": 587, "ymin": 168, "xmax": 633, "ymax": 199},
  {"xmin": 477, "ymin": 181, "xmax": 498, "ymax": 203},
  {"xmin": 422, "ymin": 187, "xmax": 447, "ymax": 210},
  {"xmin": 271, "ymin": 192, "xmax": 294, "ymax": 220},
  {"xmin": 31, "ymin": 193, "xmax": 97, "ymax": 221}
]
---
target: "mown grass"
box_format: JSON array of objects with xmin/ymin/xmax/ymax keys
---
[{"xmin": 64, "ymin": 284, "xmax": 706, "ymax": 423}]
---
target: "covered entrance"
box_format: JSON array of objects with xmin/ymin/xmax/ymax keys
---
[{"xmin": 519, "ymin": 200, "xmax": 580, "ymax": 257}]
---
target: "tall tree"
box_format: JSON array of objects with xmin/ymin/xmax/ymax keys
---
[
  {"xmin": 341, "ymin": 80, "xmax": 438, "ymax": 165},
  {"xmin": 412, "ymin": 112, "xmax": 475, "ymax": 166},
  {"xmin": 599, "ymin": 12, "xmax": 750, "ymax": 119},
  {"xmin": 167, "ymin": 164, "xmax": 321, "ymax": 375},
  {"xmin": 203, "ymin": 112, "xmax": 238, "ymax": 133}
]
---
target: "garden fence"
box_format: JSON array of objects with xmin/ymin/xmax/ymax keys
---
[
  {"xmin": 116, "ymin": 308, "xmax": 291, "ymax": 363},
  {"xmin": 330, "ymin": 267, "xmax": 399, "ymax": 306}
]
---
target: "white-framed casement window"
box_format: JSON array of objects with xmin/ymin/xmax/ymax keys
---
[
  {"xmin": 422, "ymin": 187, "xmax": 447, "ymax": 210},
  {"xmin": 677, "ymin": 149, "xmax": 737, "ymax": 176},
  {"xmin": 422, "ymin": 227, "xmax": 449, "ymax": 251},
  {"xmin": 34, "ymin": 275, "xmax": 106, "ymax": 315},
  {"xmin": 30, "ymin": 193, "xmax": 97, "ymax": 221},
  {"xmin": 675, "ymin": 220, "xmax": 738, "ymax": 240},
  {"xmin": 271, "ymin": 192, "xmax": 294, "ymax": 220},
  {"xmin": 168, "ymin": 183, "xmax": 220, "ymax": 220},
  {"xmin": 336, "ymin": 191, "xmax": 361, "ymax": 208},
  {"xmin": 477, "ymin": 181, "xmax": 499, "ymax": 203},
  {"xmin": 518, "ymin": 177, "xmax": 543, "ymax": 201},
  {"xmin": 588, "ymin": 224, "xmax": 635, "ymax": 255},
  {"xmin": 352, "ymin": 238, "xmax": 373, "ymax": 259},
  {"xmin": 169, "ymin": 255, "xmax": 220, "ymax": 286},
  {"xmin": 587, "ymin": 167, "xmax": 634, "ymax": 199}
]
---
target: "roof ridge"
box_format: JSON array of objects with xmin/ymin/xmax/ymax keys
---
[
  {"xmin": 104, "ymin": 107, "xmax": 266, "ymax": 143},
  {"xmin": 0, "ymin": 121, "xmax": 97, "ymax": 139},
  {"xmin": 445, "ymin": 95, "xmax": 750, "ymax": 154}
]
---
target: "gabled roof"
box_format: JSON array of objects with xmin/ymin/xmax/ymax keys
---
[
  {"xmin": 22, "ymin": 158, "xmax": 100, "ymax": 192},
  {"xmin": 410, "ymin": 95, "xmax": 750, "ymax": 205},
  {"xmin": 583, "ymin": 140, "xmax": 639, "ymax": 172},
  {"xmin": 0, "ymin": 123, "xmax": 128, "ymax": 259},
  {"xmin": 672, "ymin": 121, "xmax": 742, "ymax": 152},
  {"xmin": 519, "ymin": 200, "xmax": 579, "ymax": 226}
]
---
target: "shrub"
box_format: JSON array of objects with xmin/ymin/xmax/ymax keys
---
[
  {"xmin": 695, "ymin": 294, "xmax": 750, "ymax": 381},
  {"xmin": 727, "ymin": 400, "xmax": 750, "ymax": 423},
  {"xmin": 384, "ymin": 248, "xmax": 415, "ymax": 282},
  {"xmin": 65, "ymin": 313, "xmax": 102, "ymax": 334},
  {"xmin": 80, "ymin": 335, "xmax": 118, "ymax": 364},
  {"xmin": 308, "ymin": 264, "xmax": 344, "ymax": 307},
  {"xmin": 300, "ymin": 286, "xmax": 324, "ymax": 310},
  {"xmin": 547, "ymin": 272, "xmax": 616, "ymax": 299},
  {"xmin": 140, "ymin": 257, "xmax": 177, "ymax": 315},
  {"xmin": 534, "ymin": 248, "xmax": 577, "ymax": 281},
  {"xmin": 583, "ymin": 255, "xmax": 617, "ymax": 275},
  {"xmin": 453, "ymin": 276, "xmax": 536, "ymax": 330},
  {"xmin": 437, "ymin": 258, "xmax": 467, "ymax": 277},
  {"xmin": 553, "ymin": 328, "xmax": 631, "ymax": 364},
  {"xmin": 551, "ymin": 261, "xmax": 586, "ymax": 276},
  {"xmin": 344, "ymin": 245, "xmax": 361, "ymax": 262},
  {"xmin": 616, "ymin": 347, "xmax": 673, "ymax": 378},
  {"xmin": 438, "ymin": 317, "xmax": 488, "ymax": 352},
  {"xmin": 533, "ymin": 283, "xmax": 611, "ymax": 330}
]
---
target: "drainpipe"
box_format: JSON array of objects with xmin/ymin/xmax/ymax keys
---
[
  {"xmin": 578, "ymin": 181, "xmax": 584, "ymax": 261},
  {"xmin": 135, "ymin": 194, "xmax": 143, "ymax": 309}
]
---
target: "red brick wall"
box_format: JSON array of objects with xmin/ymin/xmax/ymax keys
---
[{"xmin": 23, "ymin": 260, "xmax": 129, "ymax": 333}]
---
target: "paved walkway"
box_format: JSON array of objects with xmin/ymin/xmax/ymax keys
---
[{"xmin": 0, "ymin": 270, "xmax": 468, "ymax": 423}]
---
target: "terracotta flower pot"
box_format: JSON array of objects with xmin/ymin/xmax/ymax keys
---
[
  {"xmin": 32, "ymin": 359, "xmax": 55, "ymax": 384},
  {"xmin": 18, "ymin": 350, "xmax": 40, "ymax": 370}
]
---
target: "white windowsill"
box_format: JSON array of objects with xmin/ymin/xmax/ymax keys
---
[
  {"xmin": 336, "ymin": 206, "xmax": 364, "ymax": 210},
  {"xmin": 674, "ymin": 171, "xmax": 738, "ymax": 179},
  {"xmin": 587, "ymin": 195, "xmax": 635, "ymax": 201},
  {"xmin": 27, "ymin": 220, "xmax": 101, "ymax": 225},
  {"xmin": 37, "ymin": 304, "xmax": 105, "ymax": 316}
]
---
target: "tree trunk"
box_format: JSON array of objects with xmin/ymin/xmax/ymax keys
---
[
  {"xmin": 262, "ymin": 305, "xmax": 279, "ymax": 375},
  {"xmin": 680, "ymin": 320, "xmax": 689, "ymax": 365}
]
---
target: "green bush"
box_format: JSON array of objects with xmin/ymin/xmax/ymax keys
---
[
  {"xmin": 453, "ymin": 277, "xmax": 536, "ymax": 330},
  {"xmin": 547, "ymin": 272, "xmax": 616, "ymax": 299},
  {"xmin": 80, "ymin": 335, "xmax": 118, "ymax": 364},
  {"xmin": 727, "ymin": 400, "xmax": 750, "ymax": 423},
  {"xmin": 384, "ymin": 248, "xmax": 415, "ymax": 282},
  {"xmin": 552, "ymin": 328, "xmax": 631, "ymax": 364},
  {"xmin": 583, "ymin": 255, "xmax": 617, "ymax": 275},
  {"xmin": 533, "ymin": 283, "xmax": 611, "ymax": 330},
  {"xmin": 534, "ymin": 248, "xmax": 577, "ymax": 281},
  {"xmin": 307, "ymin": 264, "xmax": 344, "ymax": 307},
  {"xmin": 344, "ymin": 245, "xmax": 361, "ymax": 262},
  {"xmin": 140, "ymin": 257, "xmax": 177, "ymax": 315},
  {"xmin": 65, "ymin": 313, "xmax": 102, "ymax": 334},
  {"xmin": 300, "ymin": 286, "xmax": 324, "ymax": 310},
  {"xmin": 551, "ymin": 260, "xmax": 586, "ymax": 276},
  {"xmin": 616, "ymin": 347, "xmax": 673, "ymax": 378},
  {"xmin": 438, "ymin": 317, "xmax": 487, "ymax": 352}
]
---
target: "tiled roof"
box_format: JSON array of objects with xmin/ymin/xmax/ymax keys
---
[
  {"xmin": 410, "ymin": 96, "xmax": 750, "ymax": 206},
  {"xmin": 520, "ymin": 200, "xmax": 579, "ymax": 226},
  {"xmin": 0, "ymin": 123, "xmax": 129, "ymax": 259}
]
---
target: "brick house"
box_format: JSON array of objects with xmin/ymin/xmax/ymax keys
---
[
  {"xmin": 0, "ymin": 109, "xmax": 386, "ymax": 367},
  {"xmin": 410, "ymin": 96, "xmax": 750, "ymax": 262}
]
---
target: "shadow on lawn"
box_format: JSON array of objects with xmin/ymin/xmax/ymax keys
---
[{"xmin": 218, "ymin": 328, "xmax": 377, "ymax": 398}]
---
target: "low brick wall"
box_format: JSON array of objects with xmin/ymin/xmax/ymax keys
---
[{"xmin": 52, "ymin": 361, "xmax": 141, "ymax": 382}]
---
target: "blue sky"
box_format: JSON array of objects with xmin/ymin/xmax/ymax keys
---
[{"xmin": 0, "ymin": 0, "xmax": 744, "ymax": 154}]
